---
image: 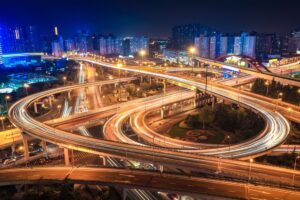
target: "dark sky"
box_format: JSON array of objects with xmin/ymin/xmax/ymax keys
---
[{"xmin": 0, "ymin": 0, "xmax": 300, "ymax": 38}]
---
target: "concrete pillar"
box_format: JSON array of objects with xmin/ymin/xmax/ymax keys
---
[
  {"xmin": 11, "ymin": 143, "xmax": 16, "ymax": 156},
  {"xmin": 100, "ymin": 156, "xmax": 106, "ymax": 166},
  {"xmin": 99, "ymin": 85, "xmax": 102, "ymax": 94},
  {"xmin": 163, "ymin": 79, "xmax": 166, "ymax": 94},
  {"xmin": 159, "ymin": 165, "xmax": 164, "ymax": 173},
  {"xmin": 160, "ymin": 108, "xmax": 165, "ymax": 119},
  {"xmin": 22, "ymin": 134, "xmax": 30, "ymax": 161},
  {"xmin": 140, "ymin": 76, "xmax": 143, "ymax": 83},
  {"xmin": 41, "ymin": 140, "xmax": 47, "ymax": 157},
  {"xmin": 48, "ymin": 96, "xmax": 53, "ymax": 107},
  {"xmin": 68, "ymin": 91, "xmax": 71, "ymax": 99},
  {"xmin": 149, "ymin": 76, "xmax": 152, "ymax": 85},
  {"xmin": 122, "ymin": 188, "xmax": 127, "ymax": 200},
  {"xmin": 34, "ymin": 102, "xmax": 38, "ymax": 113},
  {"xmin": 64, "ymin": 148, "xmax": 70, "ymax": 166}
]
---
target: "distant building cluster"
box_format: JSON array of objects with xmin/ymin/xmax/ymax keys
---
[
  {"xmin": 171, "ymin": 23, "xmax": 300, "ymax": 61},
  {"xmin": 0, "ymin": 25, "xmax": 150, "ymax": 67},
  {"xmin": 1, "ymin": 23, "xmax": 300, "ymax": 67}
]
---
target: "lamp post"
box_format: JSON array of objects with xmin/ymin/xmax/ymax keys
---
[
  {"xmin": 57, "ymin": 104, "xmax": 62, "ymax": 116},
  {"xmin": 264, "ymin": 81, "xmax": 269, "ymax": 96},
  {"xmin": 292, "ymin": 156, "xmax": 300, "ymax": 187},
  {"xmin": 287, "ymin": 107, "xmax": 293, "ymax": 117},
  {"xmin": 227, "ymin": 136, "xmax": 231, "ymax": 158},
  {"xmin": 24, "ymin": 83, "xmax": 30, "ymax": 96},
  {"xmin": 139, "ymin": 49, "xmax": 146, "ymax": 63},
  {"xmin": 275, "ymin": 92, "xmax": 283, "ymax": 111},
  {"xmin": 5, "ymin": 95, "xmax": 10, "ymax": 112},
  {"xmin": 247, "ymin": 158, "xmax": 254, "ymax": 199},
  {"xmin": 188, "ymin": 46, "xmax": 196, "ymax": 72},
  {"xmin": 248, "ymin": 158, "xmax": 254, "ymax": 182},
  {"xmin": 298, "ymin": 89, "xmax": 300, "ymax": 107},
  {"xmin": 62, "ymin": 76, "xmax": 67, "ymax": 86},
  {"xmin": 0, "ymin": 116, "xmax": 5, "ymax": 131}
]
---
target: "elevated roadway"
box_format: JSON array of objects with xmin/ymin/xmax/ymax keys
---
[{"xmin": 1, "ymin": 167, "xmax": 300, "ymax": 200}]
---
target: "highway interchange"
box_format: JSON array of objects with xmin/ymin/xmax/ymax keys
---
[{"xmin": 3, "ymin": 55, "xmax": 300, "ymax": 199}]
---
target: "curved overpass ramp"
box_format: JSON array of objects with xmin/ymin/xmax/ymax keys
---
[{"xmin": 0, "ymin": 167, "xmax": 300, "ymax": 200}]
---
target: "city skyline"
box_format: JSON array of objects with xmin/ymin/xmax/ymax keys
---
[{"xmin": 1, "ymin": 0, "xmax": 300, "ymax": 37}]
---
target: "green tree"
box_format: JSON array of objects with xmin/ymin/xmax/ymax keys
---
[{"xmin": 198, "ymin": 105, "xmax": 215, "ymax": 129}]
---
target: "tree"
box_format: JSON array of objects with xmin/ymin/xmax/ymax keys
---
[{"xmin": 198, "ymin": 105, "xmax": 215, "ymax": 129}]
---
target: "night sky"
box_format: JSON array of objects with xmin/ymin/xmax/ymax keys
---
[{"xmin": 1, "ymin": 0, "xmax": 300, "ymax": 37}]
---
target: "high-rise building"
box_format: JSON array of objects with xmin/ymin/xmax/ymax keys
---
[
  {"xmin": 241, "ymin": 32, "xmax": 256, "ymax": 58},
  {"xmin": 98, "ymin": 35, "xmax": 122, "ymax": 55},
  {"xmin": 121, "ymin": 36, "xmax": 148, "ymax": 56},
  {"xmin": 52, "ymin": 41, "xmax": 63, "ymax": 57},
  {"xmin": 130, "ymin": 36, "xmax": 149, "ymax": 54},
  {"xmin": 233, "ymin": 36, "xmax": 242, "ymax": 55},
  {"xmin": 75, "ymin": 30, "xmax": 94, "ymax": 54},
  {"xmin": 115, "ymin": 37, "xmax": 123, "ymax": 55},
  {"xmin": 172, "ymin": 23, "xmax": 216, "ymax": 50},
  {"xmin": 288, "ymin": 30, "xmax": 300, "ymax": 53},
  {"xmin": 40, "ymin": 35, "xmax": 52, "ymax": 54},
  {"xmin": 24, "ymin": 26, "xmax": 39, "ymax": 52},
  {"xmin": 64, "ymin": 39, "xmax": 76, "ymax": 52},
  {"xmin": 220, "ymin": 36, "xmax": 228, "ymax": 56},
  {"xmin": 227, "ymin": 36, "xmax": 235, "ymax": 54},
  {"xmin": 0, "ymin": 25, "xmax": 39, "ymax": 54},
  {"xmin": 0, "ymin": 28, "xmax": 3, "ymax": 65},
  {"xmin": 122, "ymin": 38, "xmax": 131, "ymax": 56}
]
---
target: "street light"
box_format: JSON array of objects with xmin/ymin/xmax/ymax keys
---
[
  {"xmin": 287, "ymin": 107, "xmax": 293, "ymax": 117},
  {"xmin": 62, "ymin": 76, "xmax": 67, "ymax": 86},
  {"xmin": 227, "ymin": 136, "xmax": 231, "ymax": 158},
  {"xmin": 292, "ymin": 156, "xmax": 300, "ymax": 187},
  {"xmin": 0, "ymin": 116, "xmax": 5, "ymax": 131},
  {"xmin": 24, "ymin": 83, "xmax": 30, "ymax": 96},
  {"xmin": 297, "ymin": 89, "xmax": 300, "ymax": 107},
  {"xmin": 188, "ymin": 46, "xmax": 196, "ymax": 71},
  {"xmin": 139, "ymin": 49, "xmax": 146, "ymax": 62},
  {"xmin": 275, "ymin": 92, "xmax": 283, "ymax": 111},
  {"xmin": 248, "ymin": 158, "xmax": 254, "ymax": 182},
  {"xmin": 57, "ymin": 104, "xmax": 62, "ymax": 116},
  {"xmin": 5, "ymin": 95, "xmax": 10, "ymax": 112},
  {"xmin": 264, "ymin": 81, "xmax": 269, "ymax": 96}
]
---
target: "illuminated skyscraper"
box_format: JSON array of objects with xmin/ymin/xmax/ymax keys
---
[{"xmin": 0, "ymin": 26, "xmax": 3, "ymax": 65}]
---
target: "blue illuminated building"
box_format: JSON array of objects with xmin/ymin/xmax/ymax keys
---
[
  {"xmin": 0, "ymin": 26, "xmax": 3, "ymax": 65},
  {"xmin": 2, "ymin": 53, "xmax": 43, "ymax": 68}
]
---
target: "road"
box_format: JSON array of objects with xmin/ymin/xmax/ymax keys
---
[
  {"xmin": 6, "ymin": 56, "xmax": 300, "ymax": 191},
  {"xmin": 0, "ymin": 167, "xmax": 299, "ymax": 200}
]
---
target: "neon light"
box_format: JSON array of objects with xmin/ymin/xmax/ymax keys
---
[
  {"xmin": 2, "ymin": 53, "xmax": 44, "ymax": 58},
  {"xmin": 221, "ymin": 65, "xmax": 240, "ymax": 72}
]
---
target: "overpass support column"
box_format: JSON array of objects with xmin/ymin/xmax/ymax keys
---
[
  {"xmin": 68, "ymin": 91, "xmax": 71, "ymax": 99},
  {"xmin": 159, "ymin": 165, "xmax": 164, "ymax": 173},
  {"xmin": 34, "ymin": 102, "xmax": 38, "ymax": 113},
  {"xmin": 100, "ymin": 156, "xmax": 106, "ymax": 166},
  {"xmin": 149, "ymin": 76, "xmax": 152, "ymax": 85},
  {"xmin": 41, "ymin": 140, "xmax": 47, "ymax": 157},
  {"xmin": 140, "ymin": 76, "xmax": 143, "ymax": 83},
  {"xmin": 163, "ymin": 79, "xmax": 166, "ymax": 94},
  {"xmin": 160, "ymin": 108, "xmax": 165, "ymax": 119},
  {"xmin": 99, "ymin": 85, "xmax": 102, "ymax": 94},
  {"xmin": 212, "ymin": 96, "xmax": 216, "ymax": 110},
  {"xmin": 64, "ymin": 148, "xmax": 70, "ymax": 166},
  {"xmin": 11, "ymin": 143, "xmax": 16, "ymax": 157},
  {"xmin": 122, "ymin": 188, "xmax": 127, "ymax": 200},
  {"xmin": 48, "ymin": 96, "xmax": 53, "ymax": 107},
  {"xmin": 22, "ymin": 134, "xmax": 30, "ymax": 161}
]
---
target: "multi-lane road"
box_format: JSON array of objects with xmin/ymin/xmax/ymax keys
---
[
  {"xmin": 5, "ymin": 56, "xmax": 300, "ymax": 197},
  {"xmin": 1, "ymin": 167, "xmax": 300, "ymax": 200}
]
